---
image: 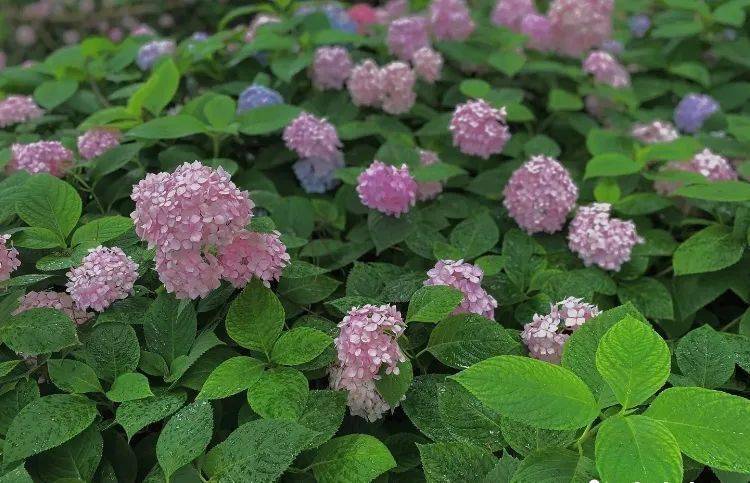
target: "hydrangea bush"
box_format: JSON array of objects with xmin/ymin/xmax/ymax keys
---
[{"xmin": 1, "ymin": 0, "xmax": 750, "ymax": 482}]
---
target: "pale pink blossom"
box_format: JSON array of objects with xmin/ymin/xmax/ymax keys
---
[
  {"xmin": 412, "ymin": 47, "xmax": 443, "ymax": 83},
  {"xmin": 654, "ymin": 148, "xmax": 738, "ymax": 196},
  {"xmin": 568, "ymin": 203, "xmax": 644, "ymax": 271},
  {"xmin": 155, "ymin": 248, "xmax": 222, "ymax": 300},
  {"xmin": 380, "ymin": 62, "xmax": 416, "ymax": 115},
  {"xmin": 347, "ymin": 59, "xmax": 384, "ymax": 107},
  {"xmin": 7, "ymin": 141, "xmax": 73, "ymax": 177},
  {"xmin": 521, "ymin": 13, "xmax": 554, "ymax": 51},
  {"xmin": 77, "ymin": 128, "xmax": 121, "ymax": 160},
  {"xmin": 218, "ymin": 230, "xmax": 290, "ymax": 288},
  {"xmin": 245, "ymin": 14, "xmax": 281, "ymax": 42},
  {"xmin": 548, "ymin": 0, "xmax": 614, "ymax": 57},
  {"xmin": 0, "ymin": 96, "xmax": 43, "ymax": 128},
  {"xmin": 583, "ymin": 50, "xmax": 630, "ymax": 88},
  {"xmin": 449, "ymin": 100, "xmax": 511, "ymax": 159},
  {"xmin": 522, "ymin": 297, "xmax": 599, "ymax": 363},
  {"xmin": 14, "ymin": 291, "xmax": 92, "ymax": 325},
  {"xmin": 416, "ymin": 150, "xmax": 443, "ymax": 201},
  {"xmin": 387, "ymin": 16, "xmax": 430, "ymax": 60},
  {"xmin": 425, "ymin": 259, "xmax": 498, "ymax": 319},
  {"xmin": 429, "ymin": 0, "xmax": 475, "ymax": 41},
  {"xmin": 283, "ymin": 113, "xmax": 342, "ymax": 160},
  {"xmin": 312, "ymin": 46, "xmax": 353, "ymax": 90},
  {"xmin": 356, "ymin": 161, "xmax": 417, "ymax": 217},
  {"xmin": 491, "ymin": 0, "xmax": 537, "ymax": 30},
  {"xmin": 0, "ymin": 235, "xmax": 20, "ymax": 282},
  {"xmin": 631, "ymin": 121, "xmax": 679, "ymax": 144},
  {"xmin": 329, "ymin": 364, "xmax": 393, "ymax": 422},
  {"xmin": 66, "ymin": 246, "xmax": 139, "ymax": 312}
]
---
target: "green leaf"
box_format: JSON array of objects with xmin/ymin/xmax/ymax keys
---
[
  {"xmin": 450, "ymin": 212, "xmax": 499, "ymax": 259},
  {"xmin": 418, "ymin": 442, "xmax": 496, "ymax": 483},
  {"xmin": 548, "ymin": 89, "xmax": 583, "ymax": 111},
  {"xmin": 645, "ymin": 387, "xmax": 750, "ymax": 472},
  {"xmin": 617, "ymin": 277, "xmax": 674, "ymax": 320},
  {"xmin": 438, "ymin": 381, "xmax": 505, "ymax": 451},
  {"xmin": 1, "ymin": 308, "xmax": 78, "ymax": 356},
  {"xmin": 674, "ymin": 181, "xmax": 750, "ymax": 202},
  {"xmin": 487, "ymin": 51, "xmax": 526, "ymax": 77},
  {"xmin": 451, "ymin": 356, "xmax": 598, "ymax": 430},
  {"xmin": 226, "ymin": 280, "xmax": 284, "ymax": 355},
  {"xmin": 270, "ymin": 327, "xmax": 332, "ymax": 366},
  {"xmin": 143, "ymin": 292, "xmax": 196, "ymax": 365},
  {"xmin": 247, "ymin": 367, "xmax": 308, "ymax": 420},
  {"xmin": 106, "ymin": 372, "xmax": 154, "ymax": 402},
  {"xmin": 116, "ymin": 390, "xmax": 187, "ymax": 440},
  {"xmin": 237, "ymin": 104, "xmax": 302, "ymax": 135},
  {"xmin": 48, "ymin": 359, "xmax": 103, "ymax": 394},
  {"xmin": 156, "ymin": 400, "xmax": 213, "ymax": 482},
  {"xmin": 412, "ymin": 162, "xmax": 467, "ymax": 182},
  {"xmin": 197, "ymin": 356, "xmax": 265, "ymax": 400},
  {"xmin": 128, "ymin": 58, "xmax": 180, "ymax": 116},
  {"xmin": 34, "ymin": 79, "xmax": 78, "ymax": 109},
  {"xmin": 3, "ymin": 394, "xmax": 97, "ymax": 464},
  {"xmin": 127, "ymin": 115, "xmax": 207, "ymax": 139},
  {"xmin": 595, "ymin": 415, "xmax": 682, "ymax": 483},
  {"xmin": 71, "ymin": 216, "xmax": 133, "ymax": 246},
  {"xmin": 509, "ymin": 449, "xmax": 596, "ymax": 483},
  {"xmin": 375, "ymin": 360, "xmax": 413, "ymax": 406},
  {"xmin": 673, "ymin": 225, "xmax": 744, "ymax": 275},
  {"xmin": 368, "ymin": 211, "xmax": 413, "ymax": 254},
  {"xmin": 312, "ymin": 434, "xmax": 396, "ymax": 483},
  {"xmin": 89, "ymin": 142, "xmax": 142, "ymax": 179},
  {"xmin": 652, "ymin": 19, "xmax": 703, "ymax": 38},
  {"xmin": 406, "ymin": 285, "xmax": 464, "ymax": 323},
  {"xmin": 584, "ymin": 153, "xmax": 642, "ymax": 179},
  {"xmin": 297, "ymin": 390, "xmax": 347, "ymax": 449},
  {"xmin": 16, "ymin": 174, "xmax": 82, "ymax": 238},
  {"xmin": 27, "ymin": 425, "xmax": 102, "ymax": 483},
  {"xmin": 84, "ymin": 323, "xmax": 140, "ymax": 382},
  {"xmin": 502, "ymin": 228, "xmax": 539, "ymax": 291},
  {"xmin": 595, "ymin": 316, "xmax": 670, "ymax": 408},
  {"xmin": 427, "ymin": 314, "xmax": 523, "ymax": 369},
  {"xmin": 676, "ymin": 325, "xmax": 734, "ymax": 388},
  {"xmin": 13, "ymin": 227, "xmax": 66, "ymax": 249},
  {"xmin": 459, "ymin": 79, "xmax": 491, "ymax": 98},
  {"xmin": 500, "ymin": 418, "xmax": 576, "ymax": 456},
  {"xmin": 204, "ymin": 95, "xmax": 236, "ymax": 130}
]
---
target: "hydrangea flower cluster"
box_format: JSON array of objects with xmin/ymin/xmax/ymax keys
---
[
  {"xmin": 491, "ymin": 0, "xmax": 537, "ymax": 30},
  {"xmin": 136, "ymin": 40, "xmax": 175, "ymax": 70},
  {"xmin": 503, "ymin": 156, "xmax": 579, "ymax": 234},
  {"xmin": 154, "ymin": 249, "xmax": 223, "ymax": 300},
  {"xmin": 356, "ymin": 161, "xmax": 417, "ymax": 217},
  {"xmin": 66, "ymin": 246, "xmax": 139, "ymax": 312},
  {"xmin": 311, "ymin": 46, "xmax": 353, "ymax": 90},
  {"xmin": 568, "ymin": 203, "xmax": 644, "ymax": 271},
  {"xmin": 449, "ymin": 100, "xmax": 511, "ymax": 159},
  {"xmin": 375, "ymin": 0, "xmax": 408, "ymax": 24},
  {"xmin": 0, "ymin": 235, "xmax": 20, "ymax": 282},
  {"xmin": 347, "ymin": 60, "xmax": 384, "ymax": 107},
  {"xmin": 583, "ymin": 51, "xmax": 630, "ymax": 88},
  {"xmin": 416, "ymin": 150, "xmax": 443, "ymax": 201},
  {"xmin": 674, "ymin": 93, "xmax": 719, "ymax": 133},
  {"xmin": 236, "ymin": 85, "xmax": 283, "ymax": 114},
  {"xmin": 520, "ymin": 14, "xmax": 554, "ymax": 51},
  {"xmin": 14, "ymin": 291, "xmax": 92, "ymax": 326},
  {"xmin": 296, "ymin": 3, "xmax": 357, "ymax": 33},
  {"xmin": 7, "ymin": 141, "xmax": 74, "ymax": 177},
  {"xmin": 330, "ymin": 304, "xmax": 407, "ymax": 421},
  {"xmin": 293, "ymin": 151, "xmax": 345, "ymax": 194},
  {"xmin": 283, "ymin": 112, "xmax": 342, "ymax": 160},
  {"xmin": 0, "ymin": 96, "xmax": 44, "ymax": 128},
  {"xmin": 424, "ymin": 259, "xmax": 498, "ymax": 319},
  {"xmin": 348, "ymin": 3, "xmax": 378, "ymax": 33},
  {"xmin": 411, "ymin": 47, "xmax": 443, "ymax": 83},
  {"xmin": 631, "ymin": 120, "xmax": 680, "ymax": 144},
  {"xmin": 218, "ymin": 230, "xmax": 290, "ymax": 288},
  {"xmin": 429, "ymin": 0, "xmax": 475, "ymax": 41},
  {"xmin": 521, "ymin": 297, "xmax": 600, "ymax": 363},
  {"xmin": 387, "ymin": 16, "xmax": 430, "ymax": 60},
  {"xmin": 77, "ymin": 128, "xmax": 121, "ymax": 160},
  {"xmin": 548, "ymin": 0, "xmax": 613, "ymax": 57},
  {"xmin": 629, "ymin": 14, "xmax": 651, "ymax": 38},
  {"xmin": 381, "ymin": 62, "xmax": 417, "ymax": 115},
  {"xmin": 654, "ymin": 148, "xmax": 738, "ymax": 196}
]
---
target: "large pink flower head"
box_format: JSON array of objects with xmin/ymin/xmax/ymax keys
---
[
  {"xmin": 7, "ymin": 141, "xmax": 74, "ymax": 177},
  {"xmin": 312, "ymin": 46, "xmax": 353, "ymax": 90},
  {"xmin": 568, "ymin": 203, "xmax": 644, "ymax": 271},
  {"xmin": 429, "ymin": 0, "xmax": 475, "ymax": 41},
  {"xmin": 218, "ymin": 230, "xmax": 290, "ymax": 288},
  {"xmin": 521, "ymin": 13, "xmax": 554, "ymax": 51},
  {"xmin": 14, "ymin": 291, "xmax": 92, "ymax": 326},
  {"xmin": 0, "ymin": 96, "xmax": 44, "ymax": 128},
  {"xmin": 380, "ymin": 62, "xmax": 416, "ymax": 115},
  {"xmin": 77, "ymin": 128, "xmax": 121, "ymax": 160},
  {"xmin": 356, "ymin": 161, "xmax": 417, "ymax": 217},
  {"xmin": 449, "ymin": 99, "xmax": 511, "ymax": 159},
  {"xmin": 66, "ymin": 246, "xmax": 139, "ymax": 312},
  {"xmin": 387, "ymin": 16, "xmax": 430, "ymax": 60},
  {"xmin": 329, "ymin": 364, "xmax": 393, "ymax": 422},
  {"xmin": 522, "ymin": 297, "xmax": 600, "ymax": 363},
  {"xmin": 348, "ymin": 3, "xmax": 378, "ymax": 33},
  {"xmin": 491, "ymin": 0, "xmax": 537, "ymax": 30},
  {"xmin": 583, "ymin": 50, "xmax": 630, "ymax": 88},
  {"xmin": 334, "ymin": 304, "xmax": 407, "ymax": 385},
  {"xmin": 416, "ymin": 150, "xmax": 443, "ymax": 201},
  {"xmin": 154, "ymin": 249, "xmax": 222, "ymax": 300},
  {"xmin": 376, "ymin": 0, "xmax": 408, "ymax": 24},
  {"xmin": 283, "ymin": 112, "xmax": 342, "ymax": 160},
  {"xmin": 412, "ymin": 47, "xmax": 443, "ymax": 83},
  {"xmin": 0, "ymin": 235, "xmax": 20, "ymax": 282},
  {"xmin": 503, "ymin": 156, "xmax": 579, "ymax": 234},
  {"xmin": 654, "ymin": 148, "xmax": 738, "ymax": 196},
  {"xmin": 548, "ymin": 0, "xmax": 614, "ymax": 57},
  {"xmin": 347, "ymin": 59, "xmax": 384, "ymax": 107},
  {"xmin": 631, "ymin": 121, "xmax": 679, "ymax": 144},
  {"xmin": 424, "ymin": 259, "xmax": 498, "ymax": 319},
  {"xmin": 130, "ymin": 161, "xmax": 253, "ymax": 253}
]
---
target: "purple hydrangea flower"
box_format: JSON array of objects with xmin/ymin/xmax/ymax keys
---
[
  {"xmin": 136, "ymin": 40, "xmax": 175, "ymax": 71},
  {"xmin": 293, "ymin": 151, "xmax": 345, "ymax": 193},
  {"xmin": 568, "ymin": 203, "xmax": 644, "ymax": 271},
  {"xmin": 674, "ymin": 93, "xmax": 719, "ymax": 133},
  {"xmin": 236, "ymin": 85, "xmax": 283, "ymax": 115},
  {"xmin": 628, "ymin": 14, "xmax": 651, "ymax": 38}
]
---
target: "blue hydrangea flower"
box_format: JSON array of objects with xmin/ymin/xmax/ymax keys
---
[
  {"xmin": 674, "ymin": 93, "xmax": 719, "ymax": 134},
  {"xmin": 628, "ymin": 14, "xmax": 651, "ymax": 38},
  {"xmin": 296, "ymin": 2, "xmax": 357, "ymax": 34},
  {"xmin": 236, "ymin": 85, "xmax": 283, "ymax": 115},
  {"xmin": 292, "ymin": 152, "xmax": 344, "ymax": 193},
  {"xmin": 190, "ymin": 32, "xmax": 209, "ymax": 42},
  {"xmin": 136, "ymin": 40, "xmax": 175, "ymax": 71}
]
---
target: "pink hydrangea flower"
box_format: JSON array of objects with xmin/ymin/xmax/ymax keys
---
[
  {"xmin": 154, "ymin": 248, "xmax": 223, "ymax": 300},
  {"xmin": 283, "ymin": 112, "xmax": 342, "ymax": 160},
  {"xmin": 7, "ymin": 141, "xmax": 74, "ymax": 177},
  {"xmin": 503, "ymin": 156, "xmax": 578, "ymax": 234},
  {"xmin": 375, "ymin": 0, "xmax": 408, "ymax": 24},
  {"xmin": 77, "ymin": 128, "xmax": 121, "ymax": 160},
  {"xmin": 14, "ymin": 291, "xmax": 92, "ymax": 325},
  {"xmin": 548, "ymin": 0, "xmax": 613, "ymax": 57},
  {"xmin": 245, "ymin": 14, "xmax": 281, "ymax": 42},
  {"xmin": 654, "ymin": 148, "xmax": 738, "ymax": 196},
  {"xmin": 0, "ymin": 235, "xmax": 20, "ymax": 282},
  {"xmin": 521, "ymin": 13, "xmax": 554, "ymax": 51},
  {"xmin": 387, "ymin": 16, "xmax": 430, "ymax": 60},
  {"xmin": 380, "ymin": 62, "xmax": 416, "ymax": 115},
  {"xmin": 424, "ymin": 259, "xmax": 498, "ymax": 319},
  {"xmin": 347, "ymin": 59, "xmax": 384, "ymax": 107},
  {"xmin": 218, "ymin": 230, "xmax": 290, "ymax": 288},
  {"xmin": 130, "ymin": 161, "xmax": 253, "ymax": 253},
  {"xmin": 583, "ymin": 50, "xmax": 630, "ymax": 88},
  {"xmin": 412, "ymin": 47, "xmax": 443, "ymax": 83},
  {"xmin": 348, "ymin": 3, "xmax": 378, "ymax": 33},
  {"xmin": 329, "ymin": 364, "xmax": 393, "ymax": 422},
  {"xmin": 449, "ymin": 99, "xmax": 511, "ymax": 159},
  {"xmin": 356, "ymin": 161, "xmax": 417, "ymax": 217},
  {"xmin": 0, "ymin": 96, "xmax": 44, "ymax": 128},
  {"xmin": 66, "ymin": 246, "xmax": 139, "ymax": 312},
  {"xmin": 491, "ymin": 0, "xmax": 537, "ymax": 30},
  {"xmin": 568, "ymin": 203, "xmax": 644, "ymax": 271},
  {"xmin": 522, "ymin": 297, "xmax": 600, "ymax": 363},
  {"xmin": 429, "ymin": 0, "xmax": 475, "ymax": 41},
  {"xmin": 416, "ymin": 150, "xmax": 443, "ymax": 201},
  {"xmin": 312, "ymin": 46, "xmax": 353, "ymax": 90},
  {"xmin": 631, "ymin": 121, "xmax": 679, "ymax": 144}
]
